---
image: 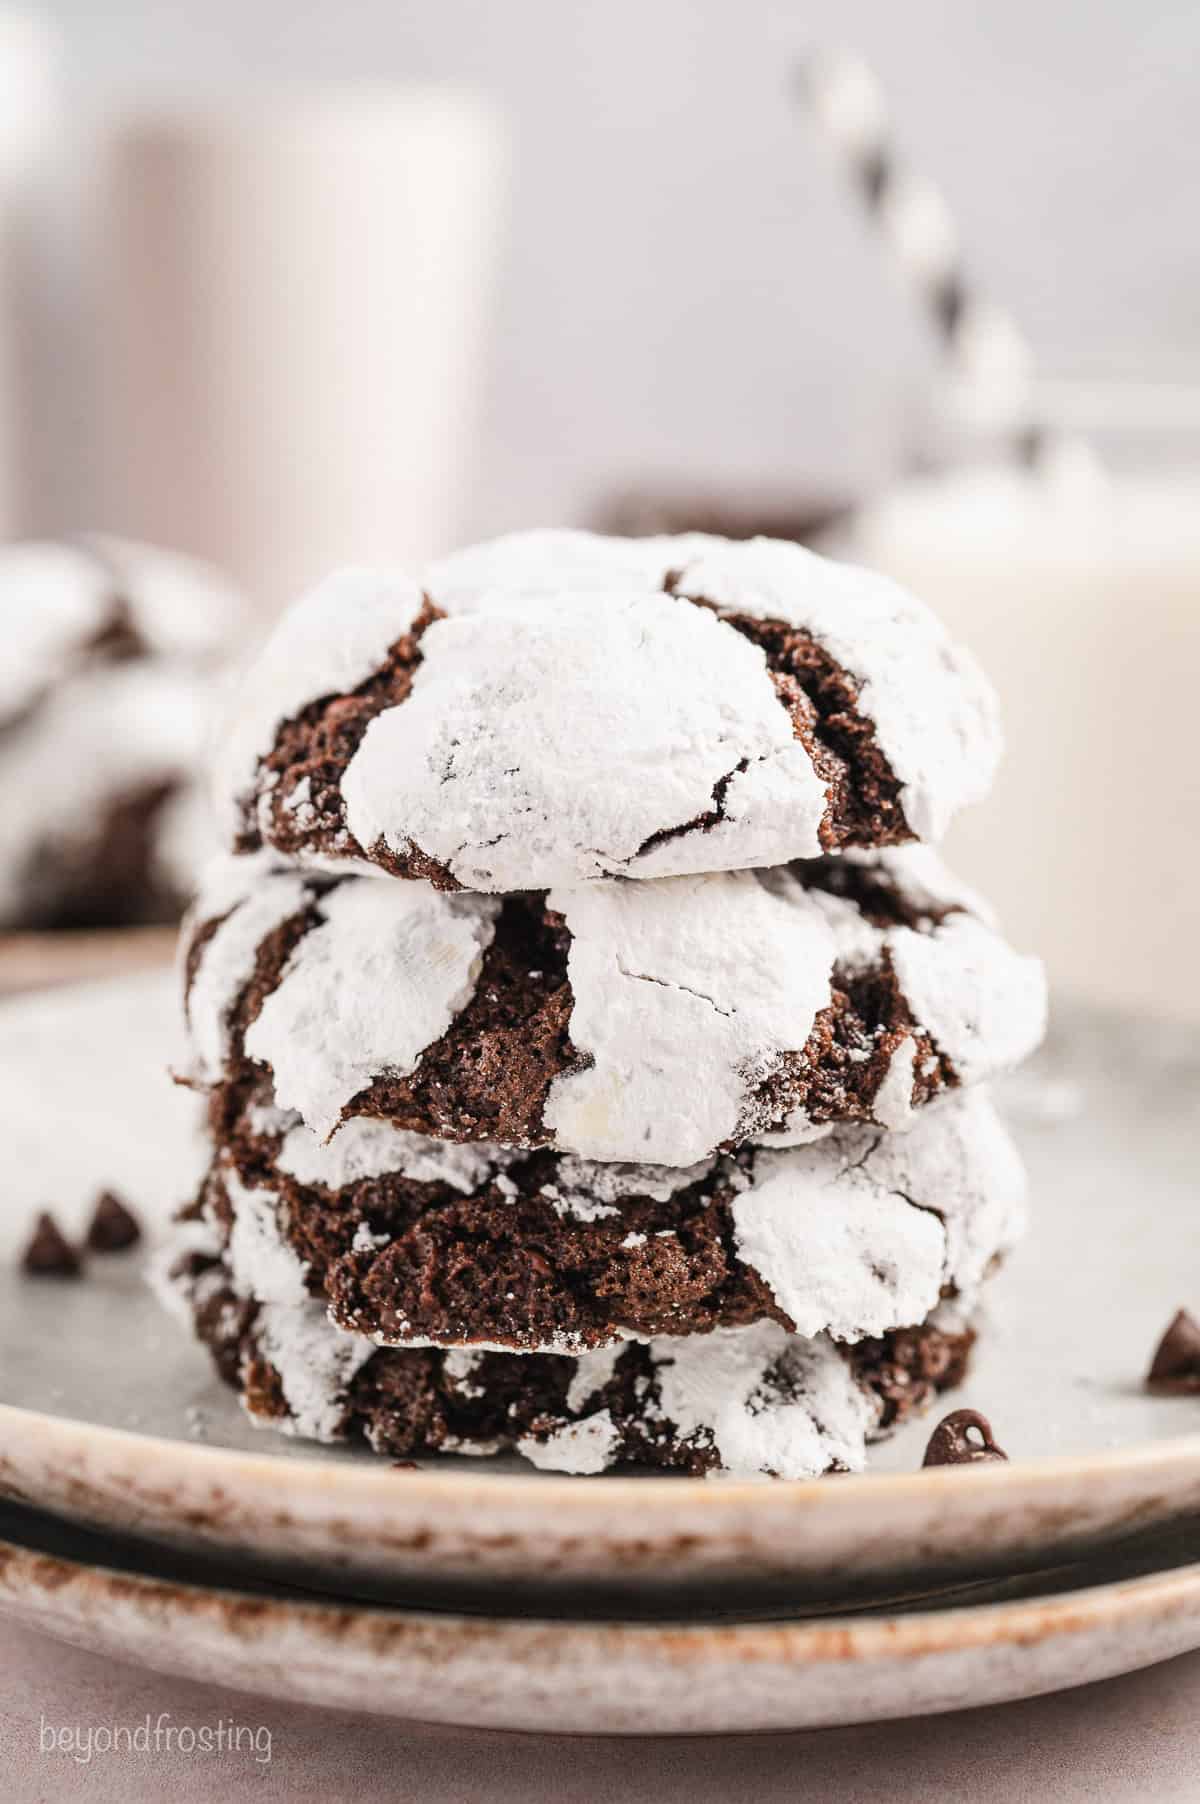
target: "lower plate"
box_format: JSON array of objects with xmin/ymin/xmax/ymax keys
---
[{"xmin": 3, "ymin": 1499, "xmax": 1200, "ymax": 1734}]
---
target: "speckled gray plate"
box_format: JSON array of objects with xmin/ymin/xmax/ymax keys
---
[
  {"xmin": 1, "ymin": 969, "xmax": 1198, "ymax": 1607},
  {"xmin": 3, "ymin": 1498, "xmax": 1200, "ymax": 1732}
]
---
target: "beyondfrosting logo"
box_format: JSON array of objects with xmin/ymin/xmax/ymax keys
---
[{"xmin": 39, "ymin": 1712, "xmax": 273, "ymax": 1766}]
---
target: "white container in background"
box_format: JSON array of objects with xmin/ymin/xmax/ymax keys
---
[
  {"xmin": 0, "ymin": 10, "xmax": 58, "ymax": 537},
  {"xmin": 850, "ymin": 454, "xmax": 1200, "ymax": 1023},
  {"xmin": 97, "ymin": 89, "xmax": 507, "ymax": 613}
]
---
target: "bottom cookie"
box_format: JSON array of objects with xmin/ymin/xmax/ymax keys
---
[{"xmin": 163, "ymin": 1223, "xmax": 975, "ymax": 1480}]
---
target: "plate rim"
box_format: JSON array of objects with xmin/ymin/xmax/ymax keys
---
[
  {"xmin": 5, "ymin": 1396, "xmax": 1200, "ymax": 1514},
  {"xmin": 5, "ymin": 1508, "xmax": 1200, "ymax": 1653},
  {"xmin": 6, "ymin": 1395, "xmax": 1200, "ymax": 1601}
]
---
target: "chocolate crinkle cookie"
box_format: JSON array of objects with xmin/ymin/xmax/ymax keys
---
[
  {"xmin": 213, "ymin": 530, "xmax": 1002, "ymax": 893},
  {"xmin": 162, "ymin": 1216, "xmax": 976, "ymax": 1479},
  {"xmin": 180, "ymin": 844, "xmax": 1044, "ymax": 1167},
  {"xmin": 0, "ymin": 537, "xmax": 241, "ymax": 928},
  {"xmin": 186, "ymin": 1082, "xmax": 1024, "ymax": 1356}
]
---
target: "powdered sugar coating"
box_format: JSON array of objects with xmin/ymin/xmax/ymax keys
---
[
  {"xmin": 213, "ymin": 1086, "xmax": 1024, "ymax": 1354},
  {"xmin": 147, "ymin": 1214, "xmax": 222, "ymax": 1326},
  {"xmin": 544, "ymin": 871, "xmax": 836, "ymax": 1166},
  {"xmin": 664, "ymin": 535, "xmax": 1001, "ymax": 843},
  {"xmin": 436, "ymin": 528, "xmax": 1002, "ymax": 852},
  {"xmin": 518, "ymin": 1412, "xmax": 622, "ymax": 1475},
  {"xmin": 339, "ymin": 588, "xmax": 827, "ymax": 891},
  {"xmin": 870, "ymin": 1036, "xmax": 919, "ymax": 1130},
  {"xmin": 253, "ymin": 1299, "xmax": 376, "ymax": 1441},
  {"xmin": 842, "ymin": 842, "xmax": 996, "ymax": 924},
  {"xmin": 548, "ymin": 1154, "xmax": 716, "ymax": 1211},
  {"xmin": 864, "ymin": 1087, "xmax": 1029, "ymax": 1302},
  {"xmin": 183, "ymin": 860, "xmax": 312, "ymax": 1084},
  {"xmin": 887, "ymin": 913, "xmax": 1047, "ymax": 1084},
  {"xmin": 213, "ymin": 566, "xmax": 427, "ymax": 843},
  {"xmin": 443, "ymin": 1348, "xmax": 486, "ymax": 1397},
  {"xmin": 224, "ymin": 1168, "xmax": 310, "ymax": 1306},
  {"xmin": 276, "ymin": 1115, "xmax": 516, "ymax": 1194},
  {"xmin": 732, "ymin": 1155, "xmax": 944, "ymax": 1341},
  {"xmin": 564, "ymin": 1344, "xmax": 623, "ymax": 1413},
  {"xmin": 649, "ymin": 1322, "xmax": 878, "ymax": 1480},
  {"xmin": 183, "ymin": 847, "xmax": 1045, "ymax": 1164},
  {"xmin": 425, "ymin": 528, "xmax": 677, "ymax": 606},
  {"xmin": 801, "ymin": 880, "xmax": 1046, "ymax": 1107},
  {"xmin": 245, "ymin": 881, "xmax": 499, "ymax": 1140},
  {"xmin": 732, "ymin": 1090, "xmax": 1026, "ymax": 1343},
  {"xmin": 430, "ymin": 528, "xmax": 1001, "ymax": 851},
  {"xmin": 219, "ymin": 529, "xmax": 1000, "ymax": 888},
  {"xmin": 225, "ymin": 1037, "xmax": 716, "ymax": 1211}
]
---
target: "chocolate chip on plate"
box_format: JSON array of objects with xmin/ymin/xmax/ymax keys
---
[
  {"xmin": 21, "ymin": 1211, "xmax": 83, "ymax": 1278},
  {"xmin": 922, "ymin": 1408, "xmax": 1008, "ymax": 1467},
  {"xmin": 1146, "ymin": 1308, "xmax": 1200, "ymax": 1395},
  {"xmin": 85, "ymin": 1188, "xmax": 142, "ymax": 1253}
]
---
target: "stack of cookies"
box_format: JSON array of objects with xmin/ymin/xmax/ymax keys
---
[{"xmin": 167, "ymin": 531, "xmax": 1045, "ymax": 1479}]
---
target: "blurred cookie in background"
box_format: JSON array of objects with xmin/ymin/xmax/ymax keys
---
[{"xmin": 0, "ymin": 537, "xmax": 243, "ymax": 929}]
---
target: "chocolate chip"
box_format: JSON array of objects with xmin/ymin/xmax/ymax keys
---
[
  {"xmin": 85, "ymin": 1189, "xmax": 142, "ymax": 1253},
  {"xmin": 922, "ymin": 1408, "xmax": 1007, "ymax": 1467},
  {"xmin": 21, "ymin": 1212, "xmax": 83, "ymax": 1278},
  {"xmin": 391, "ymin": 1460, "xmax": 420, "ymax": 1471},
  {"xmin": 1146, "ymin": 1308, "xmax": 1200, "ymax": 1394}
]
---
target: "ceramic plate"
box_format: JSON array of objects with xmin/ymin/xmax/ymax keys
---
[
  {"xmin": 3, "ymin": 1497, "xmax": 1200, "ymax": 1733},
  {"xmin": 1, "ymin": 969, "xmax": 1198, "ymax": 1605}
]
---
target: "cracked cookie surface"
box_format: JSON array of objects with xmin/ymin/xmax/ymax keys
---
[
  {"xmin": 215, "ymin": 530, "xmax": 1001, "ymax": 891},
  {"xmin": 182, "ymin": 845, "xmax": 1045, "ymax": 1167},
  {"xmin": 188, "ymin": 1082, "xmax": 1025, "ymax": 1355},
  {"xmin": 166, "ymin": 1218, "xmax": 978, "ymax": 1477}
]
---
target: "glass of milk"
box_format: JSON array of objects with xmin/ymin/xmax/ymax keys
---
[
  {"xmin": 848, "ymin": 405, "xmax": 1200, "ymax": 1023},
  {"xmin": 95, "ymin": 89, "xmax": 507, "ymax": 613}
]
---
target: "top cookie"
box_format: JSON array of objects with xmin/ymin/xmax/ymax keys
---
[{"xmin": 216, "ymin": 530, "xmax": 1001, "ymax": 891}]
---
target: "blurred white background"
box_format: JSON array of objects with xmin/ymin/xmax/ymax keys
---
[
  {"xmin": 19, "ymin": 0, "xmax": 1200, "ymax": 553},
  {"xmin": 2, "ymin": 0, "xmax": 1197, "ymax": 1019}
]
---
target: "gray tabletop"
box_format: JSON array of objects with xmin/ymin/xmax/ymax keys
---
[{"xmin": 4, "ymin": 1619, "xmax": 1199, "ymax": 1803}]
